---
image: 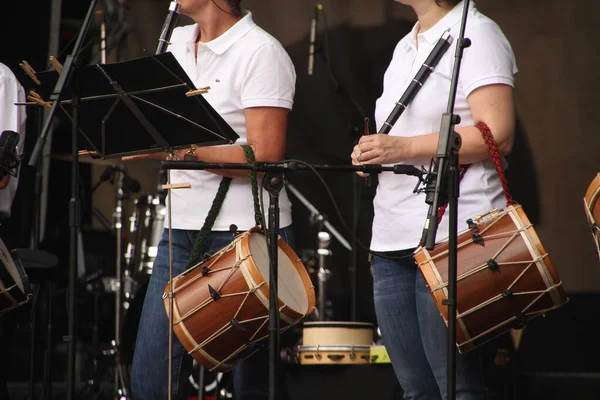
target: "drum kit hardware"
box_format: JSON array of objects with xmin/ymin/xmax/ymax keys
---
[{"xmin": 0, "ymin": 238, "xmax": 32, "ymax": 316}]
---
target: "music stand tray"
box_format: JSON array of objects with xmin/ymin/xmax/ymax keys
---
[{"xmin": 30, "ymin": 52, "xmax": 239, "ymax": 158}]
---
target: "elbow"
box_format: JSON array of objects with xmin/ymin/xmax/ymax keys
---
[{"xmin": 498, "ymin": 134, "xmax": 514, "ymax": 157}]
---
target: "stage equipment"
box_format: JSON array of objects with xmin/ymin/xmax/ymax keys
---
[
  {"xmin": 160, "ymin": 158, "xmax": 424, "ymax": 399},
  {"xmin": 124, "ymin": 194, "xmax": 166, "ymax": 286},
  {"xmin": 416, "ymin": 204, "xmax": 568, "ymax": 353},
  {"xmin": 297, "ymin": 321, "xmax": 374, "ymax": 365},
  {"xmin": 0, "ymin": 238, "xmax": 32, "ymax": 315},
  {"xmin": 165, "ymin": 227, "xmax": 316, "ymax": 372},
  {"xmin": 0, "ymin": 130, "xmax": 23, "ymax": 180}
]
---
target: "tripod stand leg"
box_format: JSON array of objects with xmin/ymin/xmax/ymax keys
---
[{"xmin": 197, "ymin": 364, "xmax": 205, "ymax": 400}]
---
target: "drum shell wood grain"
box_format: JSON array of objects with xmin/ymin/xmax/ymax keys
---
[
  {"xmin": 165, "ymin": 228, "xmax": 316, "ymax": 372},
  {"xmin": 415, "ymin": 205, "xmax": 568, "ymax": 353}
]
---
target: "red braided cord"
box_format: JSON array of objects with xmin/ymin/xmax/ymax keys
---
[
  {"xmin": 476, "ymin": 122, "xmax": 514, "ymax": 206},
  {"xmin": 429, "ymin": 122, "xmax": 513, "ymax": 241}
]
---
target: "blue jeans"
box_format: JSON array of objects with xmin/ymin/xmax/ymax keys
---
[
  {"xmin": 371, "ymin": 251, "xmax": 490, "ymax": 400},
  {"xmin": 131, "ymin": 226, "xmax": 295, "ymax": 400}
]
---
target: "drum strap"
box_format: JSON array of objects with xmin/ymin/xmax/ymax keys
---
[
  {"xmin": 186, "ymin": 145, "xmax": 262, "ymax": 269},
  {"xmin": 435, "ymin": 122, "xmax": 514, "ymax": 227}
]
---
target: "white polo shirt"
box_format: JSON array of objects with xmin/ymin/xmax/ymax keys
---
[
  {"xmin": 372, "ymin": 1, "xmax": 518, "ymax": 251},
  {"xmin": 165, "ymin": 12, "xmax": 296, "ymax": 231},
  {"xmin": 0, "ymin": 63, "xmax": 27, "ymax": 219}
]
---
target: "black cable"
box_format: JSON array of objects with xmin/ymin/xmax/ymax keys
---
[{"xmin": 283, "ymin": 159, "xmax": 415, "ymax": 261}]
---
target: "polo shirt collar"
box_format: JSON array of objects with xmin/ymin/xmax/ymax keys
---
[
  {"xmin": 408, "ymin": 1, "xmax": 473, "ymax": 47},
  {"xmin": 202, "ymin": 11, "xmax": 256, "ymax": 55}
]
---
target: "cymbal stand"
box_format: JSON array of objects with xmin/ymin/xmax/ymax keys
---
[{"xmin": 316, "ymin": 231, "xmax": 332, "ymax": 321}]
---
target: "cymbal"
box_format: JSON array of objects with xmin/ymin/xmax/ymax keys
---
[{"xmin": 51, "ymin": 153, "xmax": 160, "ymax": 166}]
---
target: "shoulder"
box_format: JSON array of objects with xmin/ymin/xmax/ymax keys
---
[{"xmin": 463, "ymin": 8, "xmax": 512, "ymax": 47}]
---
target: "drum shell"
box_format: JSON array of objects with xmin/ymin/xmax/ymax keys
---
[
  {"xmin": 415, "ymin": 204, "xmax": 568, "ymax": 353},
  {"xmin": 165, "ymin": 228, "xmax": 315, "ymax": 372},
  {"xmin": 302, "ymin": 321, "xmax": 374, "ymax": 346},
  {"xmin": 583, "ymin": 173, "xmax": 600, "ymax": 259},
  {"xmin": 298, "ymin": 321, "xmax": 374, "ymax": 365}
]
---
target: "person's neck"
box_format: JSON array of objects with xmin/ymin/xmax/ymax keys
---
[
  {"xmin": 413, "ymin": 2, "xmax": 453, "ymax": 33},
  {"xmin": 193, "ymin": 8, "xmax": 242, "ymax": 43}
]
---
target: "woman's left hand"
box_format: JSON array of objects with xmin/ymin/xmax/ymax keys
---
[{"xmin": 352, "ymin": 134, "xmax": 408, "ymax": 165}]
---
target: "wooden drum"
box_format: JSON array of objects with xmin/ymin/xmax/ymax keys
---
[
  {"xmin": 584, "ymin": 173, "xmax": 600, "ymax": 261},
  {"xmin": 415, "ymin": 204, "xmax": 568, "ymax": 353},
  {"xmin": 298, "ymin": 321, "xmax": 374, "ymax": 365},
  {"xmin": 164, "ymin": 227, "xmax": 316, "ymax": 372}
]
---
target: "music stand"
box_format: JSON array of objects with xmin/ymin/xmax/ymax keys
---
[
  {"xmin": 23, "ymin": 51, "xmax": 239, "ymax": 399},
  {"xmin": 42, "ymin": 52, "xmax": 238, "ymax": 157}
]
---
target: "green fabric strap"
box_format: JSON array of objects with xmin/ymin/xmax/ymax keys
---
[{"xmin": 186, "ymin": 145, "xmax": 262, "ymax": 269}]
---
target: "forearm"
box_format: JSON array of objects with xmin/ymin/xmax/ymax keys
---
[
  {"xmin": 179, "ymin": 144, "xmax": 260, "ymax": 179},
  {"xmin": 407, "ymin": 124, "xmax": 513, "ymax": 165}
]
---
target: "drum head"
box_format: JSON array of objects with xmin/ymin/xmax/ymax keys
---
[{"xmin": 247, "ymin": 232, "xmax": 309, "ymax": 315}]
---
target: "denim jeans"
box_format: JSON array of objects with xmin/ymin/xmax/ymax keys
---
[
  {"xmin": 371, "ymin": 251, "xmax": 490, "ymax": 400},
  {"xmin": 131, "ymin": 226, "xmax": 295, "ymax": 400}
]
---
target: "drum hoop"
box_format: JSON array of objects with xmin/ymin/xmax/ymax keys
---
[
  {"xmin": 298, "ymin": 345, "xmax": 371, "ymax": 352},
  {"xmin": 510, "ymin": 206, "xmax": 564, "ymax": 307},
  {"xmin": 237, "ymin": 229, "xmax": 308, "ymax": 325},
  {"xmin": 302, "ymin": 321, "xmax": 373, "ymax": 329}
]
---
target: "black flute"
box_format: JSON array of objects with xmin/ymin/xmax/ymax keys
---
[
  {"xmin": 378, "ymin": 29, "xmax": 453, "ymax": 134},
  {"xmin": 156, "ymin": 1, "xmax": 181, "ymax": 55}
]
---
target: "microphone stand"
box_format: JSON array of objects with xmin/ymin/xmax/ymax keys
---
[
  {"xmin": 27, "ymin": 2, "xmax": 101, "ymax": 399},
  {"xmin": 264, "ymin": 172, "xmax": 283, "ymax": 400},
  {"xmin": 421, "ymin": 2, "xmax": 471, "ymax": 400},
  {"xmin": 160, "ymin": 159, "xmax": 423, "ymax": 400}
]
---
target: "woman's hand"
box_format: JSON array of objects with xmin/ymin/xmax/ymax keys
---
[{"xmin": 351, "ymin": 134, "xmax": 410, "ymax": 176}]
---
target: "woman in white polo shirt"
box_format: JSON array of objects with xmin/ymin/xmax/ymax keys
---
[
  {"xmin": 351, "ymin": 0, "xmax": 517, "ymax": 398},
  {"xmin": 127, "ymin": 0, "xmax": 296, "ymax": 399}
]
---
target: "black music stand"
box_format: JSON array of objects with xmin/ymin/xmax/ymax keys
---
[
  {"xmin": 46, "ymin": 52, "xmax": 238, "ymax": 157},
  {"xmin": 23, "ymin": 51, "xmax": 239, "ymax": 399}
]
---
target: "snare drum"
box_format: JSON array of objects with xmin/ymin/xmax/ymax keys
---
[
  {"xmin": 415, "ymin": 204, "xmax": 568, "ymax": 353},
  {"xmin": 583, "ymin": 173, "xmax": 600, "ymax": 260},
  {"xmin": 0, "ymin": 238, "xmax": 32, "ymax": 315},
  {"xmin": 165, "ymin": 227, "xmax": 316, "ymax": 372},
  {"xmin": 298, "ymin": 321, "xmax": 374, "ymax": 365}
]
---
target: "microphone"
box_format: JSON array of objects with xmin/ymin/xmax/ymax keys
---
[
  {"xmin": 308, "ymin": 4, "xmax": 323, "ymax": 76},
  {"xmin": 120, "ymin": 166, "xmax": 142, "ymax": 193},
  {"xmin": 156, "ymin": 1, "xmax": 181, "ymax": 55},
  {"xmin": 0, "ymin": 130, "xmax": 22, "ymax": 180}
]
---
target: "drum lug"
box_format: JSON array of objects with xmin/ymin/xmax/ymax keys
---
[
  {"xmin": 230, "ymin": 318, "xmax": 246, "ymax": 331},
  {"xmin": 487, "ymin": 259, "xmax": 500, "ymax": 272},
  {"xmin": 315, "ymin": 345, "xmax": 322, "ymax": 360},
  {"xmin": 466, "ymin": 218, "xmax": 478, "ymax": 230},
  {"xmin": 472, "ymin": 231, "xmax": 484, "ymax": 246},
  {"xmin": 208, "ymin": 284, "xmax": 221, "ymax": 300}
]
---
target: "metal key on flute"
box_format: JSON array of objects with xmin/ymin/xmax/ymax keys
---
[{"xmin": 379, "ymin": 29, "xmax": 453, "ymax": 134}]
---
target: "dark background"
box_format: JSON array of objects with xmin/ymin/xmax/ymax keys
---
[{"xmin": 2, "ymin": 1, "xmax": 600, "ymax": 399}]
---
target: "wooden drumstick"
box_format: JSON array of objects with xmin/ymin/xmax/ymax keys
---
[{"xmin": 363, "ymin": 117, "xmax": 371, "ymax": 187}]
